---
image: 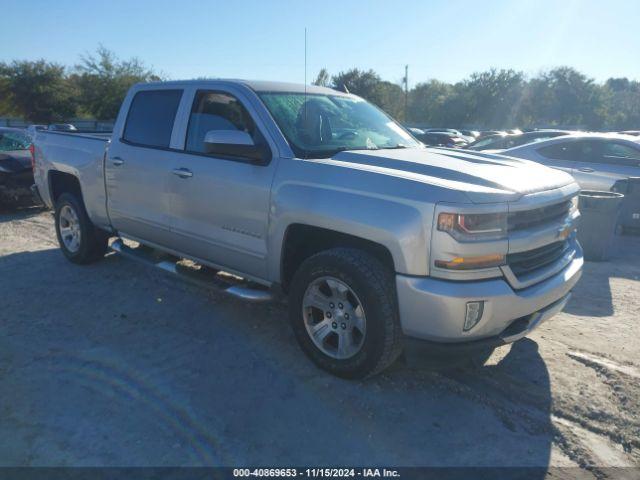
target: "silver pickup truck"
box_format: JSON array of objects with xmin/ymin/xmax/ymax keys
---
[{"xmin": 33, "ymin": 80, "xmax": 583, "ymax": 378}]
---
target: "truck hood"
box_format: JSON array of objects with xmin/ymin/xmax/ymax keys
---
[{"xmin": 328, "ymin": 147, "xmax": 575, "ymax": 203}]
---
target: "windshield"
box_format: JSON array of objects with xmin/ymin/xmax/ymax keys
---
[
  {"xmin": 258, "ymin": 92, "xmax": 420, "ymax": 158},
  {"xmin": 0, "ymin": 131, "xmax": 31, "ymax": 152}
]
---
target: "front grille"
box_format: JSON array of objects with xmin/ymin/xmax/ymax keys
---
[
  {"xmin": 508, "ymin": 199, "xmax": 572, "ymax": 232},
  {"xmin": 507, "ymin": 240, "xmax": 569, "ymax": 277}
]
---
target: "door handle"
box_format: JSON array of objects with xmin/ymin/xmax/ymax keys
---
[
  {"xmin": 578, "ymin": 167, "xmax": 594, "ymax": 173},
  {"xmin": 172, "ymin": 168, "xmax": 193, "ymax": 179},
  {"xmin": 111, "ymin": 157, "xmax": 125, "ymax": 166}
]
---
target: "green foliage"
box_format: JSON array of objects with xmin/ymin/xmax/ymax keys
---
[
  {"xmin": 312, "ymin": 68, "xmax": 330, "ymax": 87},
  {"xmin": 407, "ymin": 80, "xmax": 453, "ymax": 125},
  {"xmin": 331, "ymin": 69, "xmax": 405, "ymax": 119},
  {"xmin": 0, "ymin": 47, "xmax": 159, "ymax": 123},
  {"xmin": 0, "ymin": 51, "xmax": 637, "ymax": 130},
  {"xmin": 0, "ymin": 60, "xmax": 77, "ymax": 123},
  {"xmin": 601, "ymin": 78, "xmax": 640, "ymax": 130},
  {"xmin": 71, "ymin": 45, "xmax": 160, "ymax": 119},
  {"xmin": 317, "ymin": 66, "xmax": 639, "ymax": 130}
]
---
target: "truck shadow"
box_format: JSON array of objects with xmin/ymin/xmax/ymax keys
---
[
  {"xmin": 1, "ymin": 246, "xmax": 557, "ymax": 472},
  {"xmin": 0, "ymin": 203, "xmax": 45, "ymax": 223}
]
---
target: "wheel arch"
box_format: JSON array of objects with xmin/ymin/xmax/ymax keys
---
[
  {"xmin": 279, "ymin": 223, "xmax": 396, "ymax": 293},
  {"xmin": 48, "ymin": 170, "xmax": 83, "ymax": 205}
]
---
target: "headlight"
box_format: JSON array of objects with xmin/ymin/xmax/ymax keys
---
[{"xmin": 437, "ymin": 212, "xmax": 507, "ymax": 240}]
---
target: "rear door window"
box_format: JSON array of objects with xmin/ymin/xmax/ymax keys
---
[
  {"xmin": 123, "ymin": 90, "xmax": 183, "ymax": 148},
  {"xmin": 537, "ymin": 141, "xmax": 582, "ymax": 161},
  {"xmin": 600, "ymin": 142, "xmax": 640, "ymax": 166}
]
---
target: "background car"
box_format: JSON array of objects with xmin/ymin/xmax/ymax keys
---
[
  {"xmin": 477, "ymin": 130, "xmax": 508, "ymax": 138},
  {"xmin": 0, "ymin": 128, "xmax": 34, "ymax": 205},
  {"xmin": 500, "ymin": 133, "xmax": 640, "ymax": 191},
  {"xmin": 422, "ymin": 128, "xmax": 474, "ymax": 143},
  {"xmin": 413, "ymin": 131, "xmax": 469, "ymax": 148},
  {"xmin": 467, "ymin": 130, "xmax": 572, "ymax": 151},
  {"xmin": 47, "ymin": 123, "xmax": 78, "ymax": 132},
  {"xmin": 459, "ymin": 129, "xmax": 480, "ymax": 139}
]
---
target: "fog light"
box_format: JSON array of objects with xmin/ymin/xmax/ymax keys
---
[{"xmin": 464, "ymin": 301, "xmax": 484, "ymax": 331}]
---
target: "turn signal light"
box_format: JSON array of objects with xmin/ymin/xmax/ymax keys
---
[{"xmin": 434, "ymin": 254, "xmax": 505, "ymax": 270}]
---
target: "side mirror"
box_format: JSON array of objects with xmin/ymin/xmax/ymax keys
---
[{"xmin": 203, "ymin": 130, "xmax": 270, "ymax": 164}]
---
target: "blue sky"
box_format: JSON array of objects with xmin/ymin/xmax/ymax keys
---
[{"xmin": 3, "ymin": 0, "xmax": 639, "ymax": 86}]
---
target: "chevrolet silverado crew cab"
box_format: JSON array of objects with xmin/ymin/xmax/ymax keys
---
[{"xmin": 33, "ymin": 80, "xmax": 583, "ymax": 378}]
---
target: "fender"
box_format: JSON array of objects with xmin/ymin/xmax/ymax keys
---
[{"xmin": 268, "ymin": 181, "xmax": 433, "ymax": 282}]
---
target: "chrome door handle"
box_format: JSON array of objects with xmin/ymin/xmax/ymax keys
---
[
  {"xmin": 578, "ymin": 167, "xmax": 594, "ymax": 173},
  {"xmin": 111, "ymin": 157, "xmax": 125, "ymax": 166},
  {"xmin": 172, "ymin": 168, "xmax": 193, "ymax": 178}
]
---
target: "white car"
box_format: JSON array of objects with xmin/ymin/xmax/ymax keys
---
[{"xmin": 500, "ymin": 133, "xmax": 640, "ymax": 191}]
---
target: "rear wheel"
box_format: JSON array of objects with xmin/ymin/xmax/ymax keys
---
[
  {"xmin": 54, "ymin": 192, "xmax": 109, "ymax": 264},
  {"xmin": 289, "ymin": 248, "xmax": 403, "ymax": 379}
]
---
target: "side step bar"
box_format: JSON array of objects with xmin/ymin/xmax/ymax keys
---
[{"xmin": 110, "ymin": 238, "xmax": 273, "ymax": 302}]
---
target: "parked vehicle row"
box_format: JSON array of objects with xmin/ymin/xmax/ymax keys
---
[
  {"xmin": 408, "ymin": 128, "xmax": 469, "ymax": 148},
  {"xmin": 408, "ymin": 126, "xmax": 640, "ymax": 193},
  {"xmin": 0, "ymin": 127, "xmax": 34, "ymax": 205},
  {"xmin": 33, "ymin": 79, "xmax": 584, "ymax": 378},
  {"xmin": 498, "ymin": 133, "xmax": 640, "ymax": 191},
  {"xmin": 466, "ymin": 130, "xmax": 572, "ymax": 151},
  {"xmin": 0, "ymin": 123, "xmax": 84, "ymax": 207}
]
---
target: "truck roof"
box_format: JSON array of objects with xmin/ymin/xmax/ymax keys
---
[{"xmin": 139, "ymin": 79, "xmax": 346, "ymax": 96}]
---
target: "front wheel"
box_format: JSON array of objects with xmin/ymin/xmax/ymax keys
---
[
  {"xmin": 54, "ymin": 192, "xmax": 109, "ymax": 264},
  {"xmin": 289, "ymin": 248, "xmax": 403, "ymax": 379}
]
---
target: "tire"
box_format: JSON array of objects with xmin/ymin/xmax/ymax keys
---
[
  {"xmin": 289, "ymin": 248, "xmax": 403, "ymax": 379},
  {"xmin": 54, "ymin": 192, "xmax": 109, "ymax": 264}
]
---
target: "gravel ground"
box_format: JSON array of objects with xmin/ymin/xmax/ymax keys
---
[{"xmin": 0, "ymin": 207, "xmax": 639, "ymax": 477}]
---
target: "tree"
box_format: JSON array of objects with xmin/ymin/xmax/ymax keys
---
[
  {"xmin": 72, "ymin": 46, "xmax": 160, "ymax": 119},
  {"xmin": 313, "ymin": 68, "xmax": 330, "ymax": 87},
  {"xmin": 524, "ymin": 67, "xmax": 604, "ymax": 129},
  {"xmin": 0, "ymin": 60, "xmax": 77, "ymax": 123},
  {"xmin": 331, "ymin": 68, "xmax": 404, "ymax": 118},
  {"xmin": 375, "ymin": 81, "xmax": 405, "ymax": 120},
  {"xmin": 407, "ymin": 80, "xmax": 453, "ymax": 124},
  {"xmin": 331, "ymin": 68, "xmax": 382, "ymax": 98},
  {"xmin": 601, "ymin": 78, "xmax": 640, "ymax": 130},
  {"xmin": 456, "ymin": 69, "xmax": 526, "ymax": 128},
  {"xmin": 0, "ymin": 75, "xmax": 16, "ymax": 116}
]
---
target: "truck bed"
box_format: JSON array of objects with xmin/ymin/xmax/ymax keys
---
[{"xmin": 34, "ymin": 129, "xmax": 112, "ymax": 229}]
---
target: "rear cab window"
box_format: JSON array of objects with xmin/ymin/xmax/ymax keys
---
[{"xmin": 122, "ymin": 89, "xmax": 183, "ymax": 148}]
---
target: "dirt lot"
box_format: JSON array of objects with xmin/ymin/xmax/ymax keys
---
[{"xmin": 1, "ymin": 207, "xmax": 639, "ymax": 476}]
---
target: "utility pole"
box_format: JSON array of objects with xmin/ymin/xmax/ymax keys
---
[{"xmin": 403, "ymin": 65, "xmax": 409, "ymax": 122}]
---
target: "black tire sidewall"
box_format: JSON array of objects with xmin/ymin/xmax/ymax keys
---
[
  {"xmin": 289, "ymin": 250, "xmax": 397, "ymax": 379},
  {"xmin": 54, "ymin": 193, "xmax": 100, "ymax": 264}
]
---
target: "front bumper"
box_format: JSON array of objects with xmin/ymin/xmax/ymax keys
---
[{"xmin": 395, "ymin": 244, "xmax": 583, "ymax": 345}]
